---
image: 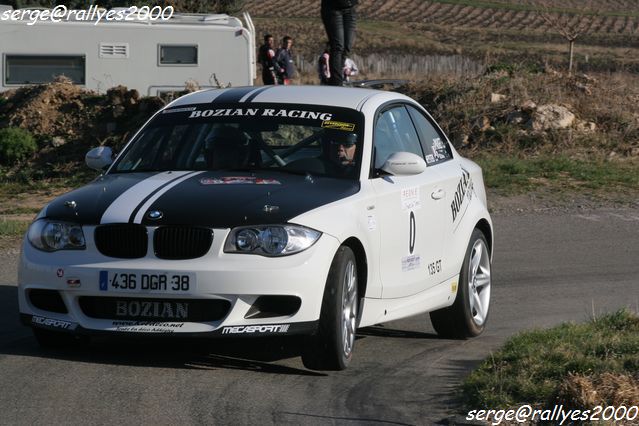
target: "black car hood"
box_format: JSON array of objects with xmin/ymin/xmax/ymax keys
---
[{"xmin": 44, "ymin": 170, "xmax": 360, "ymax": 228}]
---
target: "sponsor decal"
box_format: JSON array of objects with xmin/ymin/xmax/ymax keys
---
[
  {"xmin": 110, "ymin": 320, "xmax": 185, "ymax": 333},
  {"xmin": 401, "ymin": 254, "xmax": 421, "ymax": 272},
  {"xmin": 189, "ymin": 108, "xmax": 333, "ymax": 121},
  {"xmin": 401, "ymin": 186, "xmax": 421, "ymax": 211},
  {"xmin": 425, "ymin": 154, "xmax": 435, "ymax": 164},
  {"xmin": 451, "ymin": 167, "xmax": 473, "ymax": 222},
  {"xmin": 162, "ymin": 106, "xmax": 197, "ymax": 114},
  {"xmin": 200, "ymin": 177, "xmax": 281, "ymax": 185},
  {"xmin": 32, "ymin": 315, "xmax": 77, "ymax": 330},
  {"xmin": 367, "ymin": 214, "xmax": 377, "ymax": 231},
  {"xmin": 56, "ymin": 268, "xmax": 64, "ymax": 278},
  {"xmin": 321, "ymin": 120, "xmax": 356, "ymax": 132},
  {"xmin": 221, "ymin": 324, "xmax": 291, "ymax": 334},
  {"xmin": 115, "ymin": 300, "xmax": 189, "ymax": 319},
  {"xmin": 66, "ymin": 278, "xmax": 81, "ymax": 288},
  {"xmin": 262, "ymin": 205, "xmax": 279, "ymax": 213},
  {"xmin": 430, "ymin": 138, "xmax": 449, "ymax": 162}
]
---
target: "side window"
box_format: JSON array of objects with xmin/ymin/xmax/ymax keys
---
[
  {"xmin": 373, "ymin": 105, "xmax": 424, "ymax": 169},
  {"xmin": 406, "ymin": 105, "xmax": 453, "ymax": 165},
  {"xmin": 158, "ymin": 45, "xmax": 198, "ymax": 65}
]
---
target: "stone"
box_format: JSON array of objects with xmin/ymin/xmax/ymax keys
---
[
  {"xmin": 50, "ymin": 136, "xmax": 66, "ymax": 147},
  {"xmin": 521, "ymin": 100, "xmax": 537, "ymax": 113},
  {"xmin": 473, "ymin": 116, "xmax": 491, "ymax": 132},
  {"xmin": 576, "ymin": 120, "xmax": 597, "ymax": 133},
  {"xmin": 112, "ymin": 105, "xmax": 125, "ymax": 118},
  {"xmin": 526, "ymin": 104, "xmax": 575, "ymax": 131},
  {"xmin": 490, "ymin": 93, "xmax": 507, "ymax": 103},
  {"xmin": 506, "ymin": 111, "xmax": 525, "ymax": 125}
]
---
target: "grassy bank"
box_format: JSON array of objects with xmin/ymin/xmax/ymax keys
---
[
  {"xmin": 0, "ymin": 218, "xmax": 29, "ymax": 237},
  {"xmin": 474, "ymin": 154, "xmax": 639, "ymax": 197},
  {"xmin": 462, "ymin": 310, "xmax": 639, "ymax": 409}
]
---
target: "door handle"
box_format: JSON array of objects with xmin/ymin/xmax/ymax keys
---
[{"xmin": 431, "ymin": 189, "xmax": 446, "ymax": 200}]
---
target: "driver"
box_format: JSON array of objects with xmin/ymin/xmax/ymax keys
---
[
  {"xmin": 327, "ymin": 132, "xmax": 358, "ymax": 169},
  {"xmin": 204, "ymin": 126, "xmax": 250, "ymax": 170}
]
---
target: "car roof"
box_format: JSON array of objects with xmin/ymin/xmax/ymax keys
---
[{"xmin": 168, "ymin": 85, "xmax": 408, "ymax": 111}]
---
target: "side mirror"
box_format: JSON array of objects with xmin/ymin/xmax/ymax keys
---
[
  {"xmin": 381, "ymin": 152, "xmax": 426, "ymax": 176},
  {"xmin": 85, "ymin": 146, "xmax": 113, "ymax": 171}
]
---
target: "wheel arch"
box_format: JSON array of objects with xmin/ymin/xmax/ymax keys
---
[
  {"xmin": 342, "ymin": 237, "xmax": 368, "ymax": 300},
  {"xmin": 475, "ymin": 218, "xmax": 493, "ymax": 256}
]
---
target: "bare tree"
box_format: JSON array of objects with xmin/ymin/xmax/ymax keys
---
[{"xmin": 532, "ymin": 0, "xmax": 601, "ymax": 75}]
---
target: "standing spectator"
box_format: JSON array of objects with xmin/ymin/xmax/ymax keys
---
[
  {"xmin": 318, "ymin": 44, "xmax": 331, "ymax": 85},
  {"xmin": 343, "ymin": 57, "xmax": 358, "ymax": 82},
  {"xmin": 258, "ymin": 34, "xmax": 277, "ymax": 85},
  {"xmin": 275, "ymin": 36, "xmax": 296, "ymax": 85},
  {"xmin": 321, "ymin": 0, "xmax": 358, "ymax": 86}
]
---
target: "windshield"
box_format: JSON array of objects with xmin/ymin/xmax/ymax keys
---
[{"xmin": 111, "ymin": 102, "xmax": 365, "ymax": 180}]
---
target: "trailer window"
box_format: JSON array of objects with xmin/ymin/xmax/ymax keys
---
[
  {"xmin": 5, "ymin": 55, "xmax": 85, "ymax": 85},
  {"xmin": 159, "ymin": 45, "xmax": 198, "ymax": 65}
]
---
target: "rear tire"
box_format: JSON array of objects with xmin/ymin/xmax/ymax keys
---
[
  {"xmin": 430, "ymin": 229, "xmax": 491, "ymax": 338},
  {"xmin": 302, "ymin": 246, "xmax": 358, "ymax": 371},
  {"xmin": 32, "ymin": 328, "xmax": 89, "ymax": 349}
]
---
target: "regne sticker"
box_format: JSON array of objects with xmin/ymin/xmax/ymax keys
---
[
  {"xmin": 401, "ymin": 187, "xmax": 421, "ymax": 211},
  {"xmin": 321, "ymin": 120, "xmax": 356, "ymax": 131},
  {"xmin": 199, "ymin": 177, "xmax": 281, "ymax": 185}
]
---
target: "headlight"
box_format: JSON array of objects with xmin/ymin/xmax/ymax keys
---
[
  {"xmin": 224, "ymin": 225, "xmax": 321, "ymax": 257},
  {"xmin": 27, "ymin": 220, "xmax": 86, "ymax": 252}
]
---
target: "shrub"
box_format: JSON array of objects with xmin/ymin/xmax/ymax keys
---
[{"xmin": 0, "ymin": 127, "xmax": 37, "ymax": 165}]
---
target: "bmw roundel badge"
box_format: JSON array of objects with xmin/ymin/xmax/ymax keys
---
[{"xmin": 147, "ymin": 210, "xmax": 163, "ymax": 220}]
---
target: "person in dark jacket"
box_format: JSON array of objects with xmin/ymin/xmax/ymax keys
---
[
  {"xmin": 321, "ymin": 0, "xmax": 358, "ymax": 86},
  {"xmin": 257, "ymin": 34, "xmax": 277, "ymax": 85},
  {"xmin": 275, "ymin": 36, "xmax": 296, "ymax": 85},
  {"xmin": 318, "ymin": 43, "xmax": 331, "ymax": 85}
]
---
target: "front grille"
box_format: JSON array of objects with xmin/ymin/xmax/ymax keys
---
[
  {"xmin": 154, "ymin": 226, "xmax": 213, "ymax": 260},
  {"xmin": 95, "ymin": 224, "xmax": 148, "ymax": 259},
  {"xmin": 79, "ymin": 297, "xmax": 230, "ymax": 322},
  {"xmin": 29, "ymin": 289, "xmax": 68, "ymax": 313}
]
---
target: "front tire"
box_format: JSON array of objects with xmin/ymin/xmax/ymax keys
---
[
  {"xmin": 430, "ymin": 229, "xmax": 491, "ymax": 338},
  {"xmin": 302, "ymin": 246, "xmax": 358, "ymax": 371}
]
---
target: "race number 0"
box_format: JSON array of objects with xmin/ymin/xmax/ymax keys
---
[{"xmin": 409, "ymin": 211, "xmax": 416, "ymax": 254}]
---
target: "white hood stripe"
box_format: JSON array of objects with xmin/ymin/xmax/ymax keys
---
[
  {"xmin": 132, "ymin": 171, "xmax": 205, "ymax": 224},
  {"xmin": 100, "ymin": 171, "xmax": 193, "ymax": 224}
]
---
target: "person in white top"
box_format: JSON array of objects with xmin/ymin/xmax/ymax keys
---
[{"xmin": 343, "ymin": 57, "xmax": 358, "ymax": 82}]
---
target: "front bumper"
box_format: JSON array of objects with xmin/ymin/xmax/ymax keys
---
[{"xmin": 18, "ymin": 227, "xmax": 339, "ymax": 337}]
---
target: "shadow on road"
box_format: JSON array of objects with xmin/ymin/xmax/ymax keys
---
[{"xmin": 357, "ymin": 324, "xmax": 439, "ymax": 339}]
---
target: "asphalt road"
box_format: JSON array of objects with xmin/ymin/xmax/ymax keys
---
[{"xmin": 0, "ymin": 208, "xmax": 638, "ymax": 425}]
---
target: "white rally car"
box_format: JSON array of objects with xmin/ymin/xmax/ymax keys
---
[{"xmin": 19, "ymin": 85, "xmax": 493, "ymax": 370}]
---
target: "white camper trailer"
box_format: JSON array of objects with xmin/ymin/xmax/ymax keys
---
[{"xmin": 0, "ymin": 5, "xmax": 256, "ymax": 95}]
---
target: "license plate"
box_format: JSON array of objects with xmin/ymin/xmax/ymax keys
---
[{"xmin": 99, "ymin": 271, "xmax": 196, "ymax": 294}]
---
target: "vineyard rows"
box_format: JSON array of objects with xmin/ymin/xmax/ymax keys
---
[{"xmin": 244, "ymin": 0, "xmax": 639, "ymax": 35}]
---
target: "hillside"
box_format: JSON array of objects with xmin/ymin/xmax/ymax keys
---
[
  {"xmin": 246, "ymin": 0, "xmax": 639, "ymax": 33},
  {"xmin": 246, "ymin": 0, "xmax": 639, "ymax": 73}
]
